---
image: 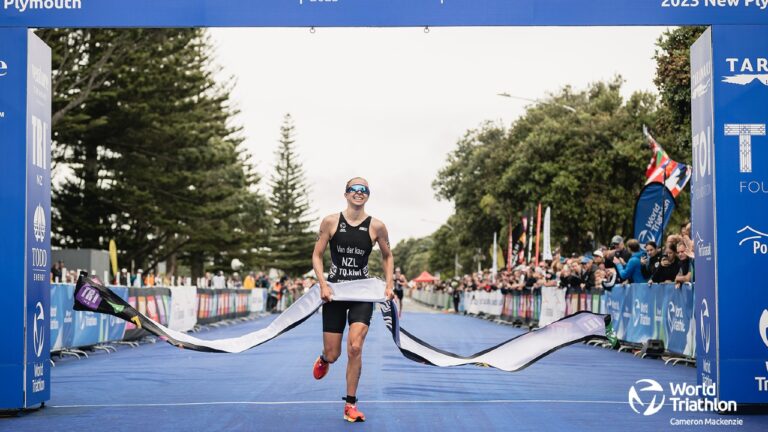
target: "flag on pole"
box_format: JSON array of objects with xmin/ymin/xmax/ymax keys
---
[
  {"xmin": 535, "ymin": 203, "xmax": 542, "ymax": 266},
  {"xmin": 507, "ymin": 216, "xmax": 514, "ymax": 272},
  {"xmin": 542, "ymin": 207, "xmax": 552, "ymax": 261},
  {"xmin": 643, "ymin": 125, "xmax": 692, "ymax": 198},
  {"xmin": 511, "ymin": 217, "xmax": 527, "ymax": 265},
  {"xmin": 492, "ymin": 232, "xmax": 498, "ymax": 281}
]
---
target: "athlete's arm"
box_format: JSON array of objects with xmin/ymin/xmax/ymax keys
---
[
  {"xmin": 313, "ymin": 215, "xmax": 335, "ymax": 302},
  {"xmin": 373, "ymin": 219, "xmax": 395, "ymax": 299}
]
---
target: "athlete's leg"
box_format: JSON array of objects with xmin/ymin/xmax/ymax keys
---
[
  {"xmin": 322, "ymin": 332, "xmax": 343, "ymax": 363},
  {"xmin": 321, "ymin": 301, "xmax": 348, "ymax": 362},
  {"xmin": 345, "ymin": 322, "xmax": 369, "ymax": 397}
]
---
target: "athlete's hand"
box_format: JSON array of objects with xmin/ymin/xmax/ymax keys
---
[
  {"xmin": 320, "ymin": 283, "xmax": 334, "ymax": 302},
  {"xmin": 385, "ymin": 286, "xmax": 395, "ymax": 300}
]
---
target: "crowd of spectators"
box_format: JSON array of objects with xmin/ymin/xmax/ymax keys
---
[{"xmin": 412, "ymin": 222, "xmax": 696, "ymax": 312}]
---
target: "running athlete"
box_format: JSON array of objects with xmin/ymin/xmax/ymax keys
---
[
  {"xmin": 310, "ymin": 177, "xmax": 394, "ymax": 423},
  {"xmin": 393, "ymin": 268, "xmax": 406, "ymax": 317}
]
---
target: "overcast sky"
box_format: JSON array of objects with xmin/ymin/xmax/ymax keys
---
[{"xmin": 208, "ymin": 26, "xmax": 670, "ymax": 246}]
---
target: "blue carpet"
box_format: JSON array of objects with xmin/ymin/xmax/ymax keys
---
[{"xmin": 2, "ymin": 310, "xmax": 767, "ymax": 431}]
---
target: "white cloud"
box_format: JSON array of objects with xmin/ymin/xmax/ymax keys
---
[{"xmin": 210, "ymin": 26, "xmax": 669, "ymax": 245}]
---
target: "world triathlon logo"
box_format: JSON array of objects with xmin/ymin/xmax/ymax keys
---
[
  {"xmin": 628, "ymin": 379, "xmax": 666, "ymax": 416},
  {"xmin": 33, "ymin": 204, "xmax": 46, "ymax": 242},
  {"xmin": 760, "ymin": 309, "xmax": 768, "ymax": 350},
  {"xmin": 33, "ymin": 301, "xmax": 45, "ymax": 357},
  {"xmin": 700, "ymin": 299, "xmax": 711, "ymax": 354},
  {"xmin": 0, "ymin": 59, "xmax": 7, "ymax": 77}
]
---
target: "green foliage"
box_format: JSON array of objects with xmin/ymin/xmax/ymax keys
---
[
  {"xmin": 392, "ymin": 237, "xmax": 434, "ymax": 279},
  {"xmin": 264, "ymin": 114, "xmax": 316, "ymax": 277},
  {"xmin": 40, "ymin": 29, "xmax": 269, "ymax": 278},
  {"xmin": 651, "ymin": 26, "xmax": 707, "ymax": 233},
  {"xmin": 434, "ymin": 78, "xmax": 658, "ymax": 259}
]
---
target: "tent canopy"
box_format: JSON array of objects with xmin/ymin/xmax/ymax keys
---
[{"xmin": 412, "ymin": 271, "xmax": 437, "ymax": 283}]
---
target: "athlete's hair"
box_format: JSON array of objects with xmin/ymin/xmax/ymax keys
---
[{"xmin": 345, "ymin": 177, "xmax": 368, "ymax": 189}]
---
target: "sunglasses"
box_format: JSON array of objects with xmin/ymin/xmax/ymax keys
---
[{"xmin": 346, "ymin": 184, "xmax": 370, "ymax": 195}]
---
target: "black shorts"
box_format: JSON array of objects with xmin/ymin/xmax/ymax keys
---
[
  {"xmin": 394, "ymin": 289, "xmax": 404, "ymax": 301},
  {"xmin": 322, "ymin": 301, "xmax": 374, "ymax": 334}
]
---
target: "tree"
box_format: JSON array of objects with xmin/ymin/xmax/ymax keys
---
[
  {"xmin": 651, "ymin": 26, "xmax": 707, "ymax": 233},
  {"xmin": 265, "ymin": 114, "xmax": 316, "ymax": 276},
  {"xmin": 42, "ymin": 29, "xmax": 269, "ymax": 277},
  {"xmin": 434, "ymin": 78, "xmax": 658, "ymax": 258}
]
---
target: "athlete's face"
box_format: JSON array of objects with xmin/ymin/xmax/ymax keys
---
[{"xmin": 344, "ymin": 179, "xmax": 370, "ymax": 206}]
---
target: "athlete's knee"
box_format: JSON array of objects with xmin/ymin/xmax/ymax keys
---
[
  {"xmin": 348, "ymin": 343, "xmax": 363, "ymax": 359},
  {"xmin": 324, "ymin": 349, "xmax": 341, "ymax": 363}
]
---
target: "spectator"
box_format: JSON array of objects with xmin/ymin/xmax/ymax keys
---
[
  {"xmin": 641, "ymin": 241, "xmax": 663, "ymax": 281},
  {"xmin": 212, "ymin": 271, "xmax": 226, "ymax": 289},
  {"xmin": 652, "ymin": 246, "xmax": 680, "ymax": 283},
  {"xmin": 605, "ymin": 236, "xmax": 632, "ymax": 276},
  {"xmin": 132, "ymin": 269, "xmax": 144, "ymax": 287},
  {"xmin": 145, "ymin": 269, "xmax": 156, "ymax": 287},
  {"xmin": 680, "ymin": 221, "xmax": 694, "ymax": 259},
  {"xmin": 256, "ymin": 272, "xmax": 270, "ymax": 289},
  {"xmin": 50, "ymin": 261, "xmax": 62, "ymax": 283},
  {"xmin": 675, "ymin": 242, "xmax": 694, "ymax": 286},
  {"xmin": 244, "ymin": 272, "xmax": 256, "ymax": 289},
  {"xmin": 119, "ymin": 268, "xmax": 129, "ymax": 286},
  {"xmin": 559, "ymin": 266, "xmax": 581, "ymax": 291},
  {"xmin": 614, "ymin": 239, "xmax": 648, "ymax": 283},
  {"xmin": 204, "ymin": 271, "xmax": 213, "ymax": 288},
  {"xmin": 580, "ymin": 256, "xmax": 596, "ymax": 290}
]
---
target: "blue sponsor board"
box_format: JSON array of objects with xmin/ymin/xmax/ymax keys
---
[
  {"xmin": 0, "ymin": 28, "xmax": 50, "ymax": 410},
  {"xmin": 626, "ymin": 284, "xmax": 656, "ymax": 343},
  {"xmin": 709, "ymin": 25, "xmax": 768, "ymax": 404},
  {"xmin": 1, "ymin": 0, "xmax": 768, "ymax": 28},
  {"xmin": 663, "ymin": 283, "xmax": 695, "ymax": 357},
  {"xmin": 50, "ymin": 284, "xmax": 128, "ymax": 351},
  {"xmin": 0, "ymin": 27, "xmax": 28, "ymax": 410},
  {"xmin": 690, "ymin": 27, "xmax": 720, "ymax": 396},
  {"xmin": 24, "ymin": 30, "xmax": 51, "ymax": 408}
]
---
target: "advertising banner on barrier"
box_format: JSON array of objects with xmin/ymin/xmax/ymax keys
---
[
  {"xmin": 663, "ymin": 283, "xmax": 695, "ymax": 357},
  {"xmin": 250, "ymin": 288, "xmax": 266, "ymax": 313},
  {"xmin": 168, "ymin": 286, "xmax": 198, "ymax": 332},
  {"xmin": 625, "ymin": 284, "xmax": 656, "ymax": 343},
  {"xmin": 709, "ymin": 25, "xmax": 768, "ymax": 404},
  {"xmin": 539, "ymin": 287, "xmax": 566, "ymax": 327},
  {"xmin": 125, "ymin": 288, "xmax": 171, "ymax": 339}
]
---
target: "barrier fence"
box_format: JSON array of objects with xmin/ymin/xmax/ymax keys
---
[
  {"xmin": 412, "ymin": 283, "xmax": 696, "ymax": 358},
  {"xmin": 49, "ymin": 284, "xmax": 268, "ymax": 354}
]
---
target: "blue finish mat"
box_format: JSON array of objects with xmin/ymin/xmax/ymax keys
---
[{"xmin": 2, "ymin": 311, "xmax": 767, "ymax": 431}]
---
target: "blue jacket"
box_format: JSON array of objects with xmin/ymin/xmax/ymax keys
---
[{"xmin": 617, "ymin": 251, "xmax": 648, "ymax": 283}]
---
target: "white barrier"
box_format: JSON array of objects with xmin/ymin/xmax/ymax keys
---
[
  {"xmin": 538, "ymin": 286, "xmax": 567, "ymax": 327},
  {"xmin": 168, "ymin": 286, "xmax": 198, "ymax": 332},
  {"xmin": 250, "ymin": 288, "xmax": 266, "ymax": 313}
]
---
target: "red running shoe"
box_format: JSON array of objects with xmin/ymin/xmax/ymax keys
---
[
  {"xmin": 344, "ymin": 403, "xmax": 365, "ymax": 422},
  {"xmin": 313, "ymin": 356, "xmax": 329, "ymax": 380}
]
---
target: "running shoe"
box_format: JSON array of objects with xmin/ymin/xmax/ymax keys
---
[
  {"xmin": 344, "ymin": 403, "xmax": 366, "ymax": 422},
  {"xmin": 313, "ymin": 356, "xmax": 329, "ymax": 380}
]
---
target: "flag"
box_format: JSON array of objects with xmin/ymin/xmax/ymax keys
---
[
  {"xmin": 507, "ymin": 216, "xmax": 514, "ymax": 272},
  {"xmin": 535, "ymin": 203, "xmax": 542, "ymax": 266},
  {"xmin": 643, "ymin": 125, "xmax": 692, "ymax": 198},
  {"xmin": 511, "ymin": 217, "xmax": 527, "ymax": 265},
  {"xmin": 542, "ymin": 207, "xmax": 552, "ymax": 261},
  {"xmin": 633, "ymin": 182, "xmax": 676, "ymax": 246}
]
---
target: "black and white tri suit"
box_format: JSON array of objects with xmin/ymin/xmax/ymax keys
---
[{"xmin": 323, "ymin": 212, "xmax": 375, "ymax": 334}]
